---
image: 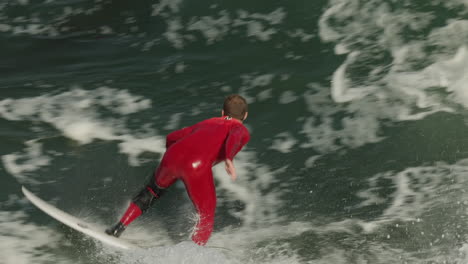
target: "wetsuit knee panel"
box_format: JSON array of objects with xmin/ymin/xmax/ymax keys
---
[
  {"xmin": 131, "ymin": 182, "xmax": 166, "ymax": 213},
  {"xmin": 132, "ymin": 188, "xmax": 154, "ymax": 213}
]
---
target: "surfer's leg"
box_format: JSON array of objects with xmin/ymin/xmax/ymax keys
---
[
  {"xmin": 121, "ymin": 180, "xmax": 167, "ymax": 223},
  {"xmin": 184, "ymin": 170, "xmax": 216, "ymax": 245},
  {"xmin": 106, "ymin": 167, "xmax": 175, "ymax": 237}
]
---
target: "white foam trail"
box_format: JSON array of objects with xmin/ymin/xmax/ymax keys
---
[
  {"xmin": 164, "ymin": 113, "xmax": 183, "ymax": 130},
  {"xmin": 349, "ymin": 158, "xmax": 468, "ymax": 232},
  {"xmin": 187, "ymin": 12, "xmax": 232, "ymax": 45},
  {"xmin": 331, "ymin": 51, "xmax": 376, "ymax": 103},
  {"xmin": 257, "ymin": 88, "xmax": 273, "ymax": 101},
  {"xmin": 112, "ymin": 222, "xmax": 309, "ymax": 264},
  {"xmin": 294, "ymin": 1, "xmax": 468, "ymax": 153},
  {"xmin": 112, "ymin": 241, "xmax": 238, "ymax": 264},
  {"xmin": 239, "ymin": 73, "xmax": 276, "ymax": 103},
  {"xmin": 269, "ymin": 132, "xmax": 297, "ymax": 153},
  {"xmin": 320, "ymin": 0, "xmax": 468, "ymax": 116},
  {"xmin": 304, "ymin": 155, "xmax": 320, "ymax": 168},
  {"xmin": 299, "ymin": 109, "xmax": 383, "ymax": 153},
  {"xmin": 2, "ymin": 140, "xmax": 50, "ymax": 184},
  {"xmin": 0, "ymin": 209, "xmax": 67, "ymax": 264},
  {"xmin": 213, "ymin": 150, "xmax": 284, "ymax": 226},
  {"xmin": 410, "ymin": 46, "xmax": 468, "ymax": 108},
  {"xmin": 267, "ymin": 157, "xmax": 468, "ymax": 263},
  {"xmin": 209, "ymin": 221, "xmax": 310, "ymax": 250},
  {"xmin": 278, "ymin": 90, "xmax": 298, "ymax": 104},
  {"xmin": 158, "ymin": 7, "xmax": 287, "ymax": 49},
  {"xmin": 0, "ymin": 87, "xmax": 166, "ymax": 173},
  {"xmin": 118, "ymin": 136, "xmax": 166, "ymax": 166},
  {"xmin": 286, "ymin": 29, "xmax": 314, "ymax": 42},
  {"xmin": 164, "ymin": 18, "xmax": 185, "ymax": 49}
]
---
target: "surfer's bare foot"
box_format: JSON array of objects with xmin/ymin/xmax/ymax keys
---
[{"xmin": 105, "ymin": 222, "xmax": 126, "ymax": 237}]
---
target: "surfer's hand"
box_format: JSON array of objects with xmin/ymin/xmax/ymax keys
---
[{"xmin": 225, "ymin": 159, "xmax": 237, "ymax": 181}]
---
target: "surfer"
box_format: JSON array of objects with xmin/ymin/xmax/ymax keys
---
[{"xmin": 106, "ymin": 94, "xmax": 250, "ymax": 246}]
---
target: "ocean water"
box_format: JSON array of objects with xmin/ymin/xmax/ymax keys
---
[{"xmin": 2, "ymin": 0, "xmax": 468, "ymax": 263}]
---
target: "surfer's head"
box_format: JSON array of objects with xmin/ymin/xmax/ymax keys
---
[{"xmin": 222, "ymin": 94, "xmax": 248, "ymax": 121}]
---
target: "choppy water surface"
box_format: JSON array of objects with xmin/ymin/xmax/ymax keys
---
[{"xmin": 2, "ymin": 0, "xmax": 468, "ymax": 263}]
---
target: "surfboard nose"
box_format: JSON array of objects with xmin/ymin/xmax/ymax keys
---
[{"xmin": 21, "ymin": 186, "xmax": 138, "ymax": 250}]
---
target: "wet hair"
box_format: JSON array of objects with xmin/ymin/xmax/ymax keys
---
[{"xmin": 223, "ymin": 94, "xmax": 248, "ymax": 120}]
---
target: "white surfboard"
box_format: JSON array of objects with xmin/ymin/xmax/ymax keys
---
[{"xmin": 22, "ymin": 186, "xmax": 138, "ymax": 250}]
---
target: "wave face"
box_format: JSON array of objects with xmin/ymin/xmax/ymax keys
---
[{"xmin": 2, "ymin": 0, "xmax": 468, "ymax": 263}]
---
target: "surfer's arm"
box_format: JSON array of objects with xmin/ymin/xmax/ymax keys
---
[
  {"xmin": 225, "ymin": 159, "xmax": 237, "ymax": 181},
  {"xmin": 224, "ymin": 126, "xmax": 250, "ymax": 181},
  {"xmin": 225, "ymin": 125, "xmax": 250, "ymax": 160},
  {"xmin": 166, "ymin": 125, "xmax": 194, "ymax": 148}
]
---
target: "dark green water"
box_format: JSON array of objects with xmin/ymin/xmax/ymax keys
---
[{"xmin": 2, "ymin": 0, "xmax": 468, "ymax": 263}]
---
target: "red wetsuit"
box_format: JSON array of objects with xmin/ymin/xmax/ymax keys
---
[{"xmin": 154, "ymin": 116, "xmax": 250, "ymax": 245}]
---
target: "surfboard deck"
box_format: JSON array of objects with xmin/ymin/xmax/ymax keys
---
[{"xmin": 21, "ymin": 186, "xmax": 138, "ymax": 250}]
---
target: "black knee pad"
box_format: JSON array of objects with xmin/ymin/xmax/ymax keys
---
[{"xmin": 132, "ymin": 182, "xmax": 166, "ymax": 213}]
